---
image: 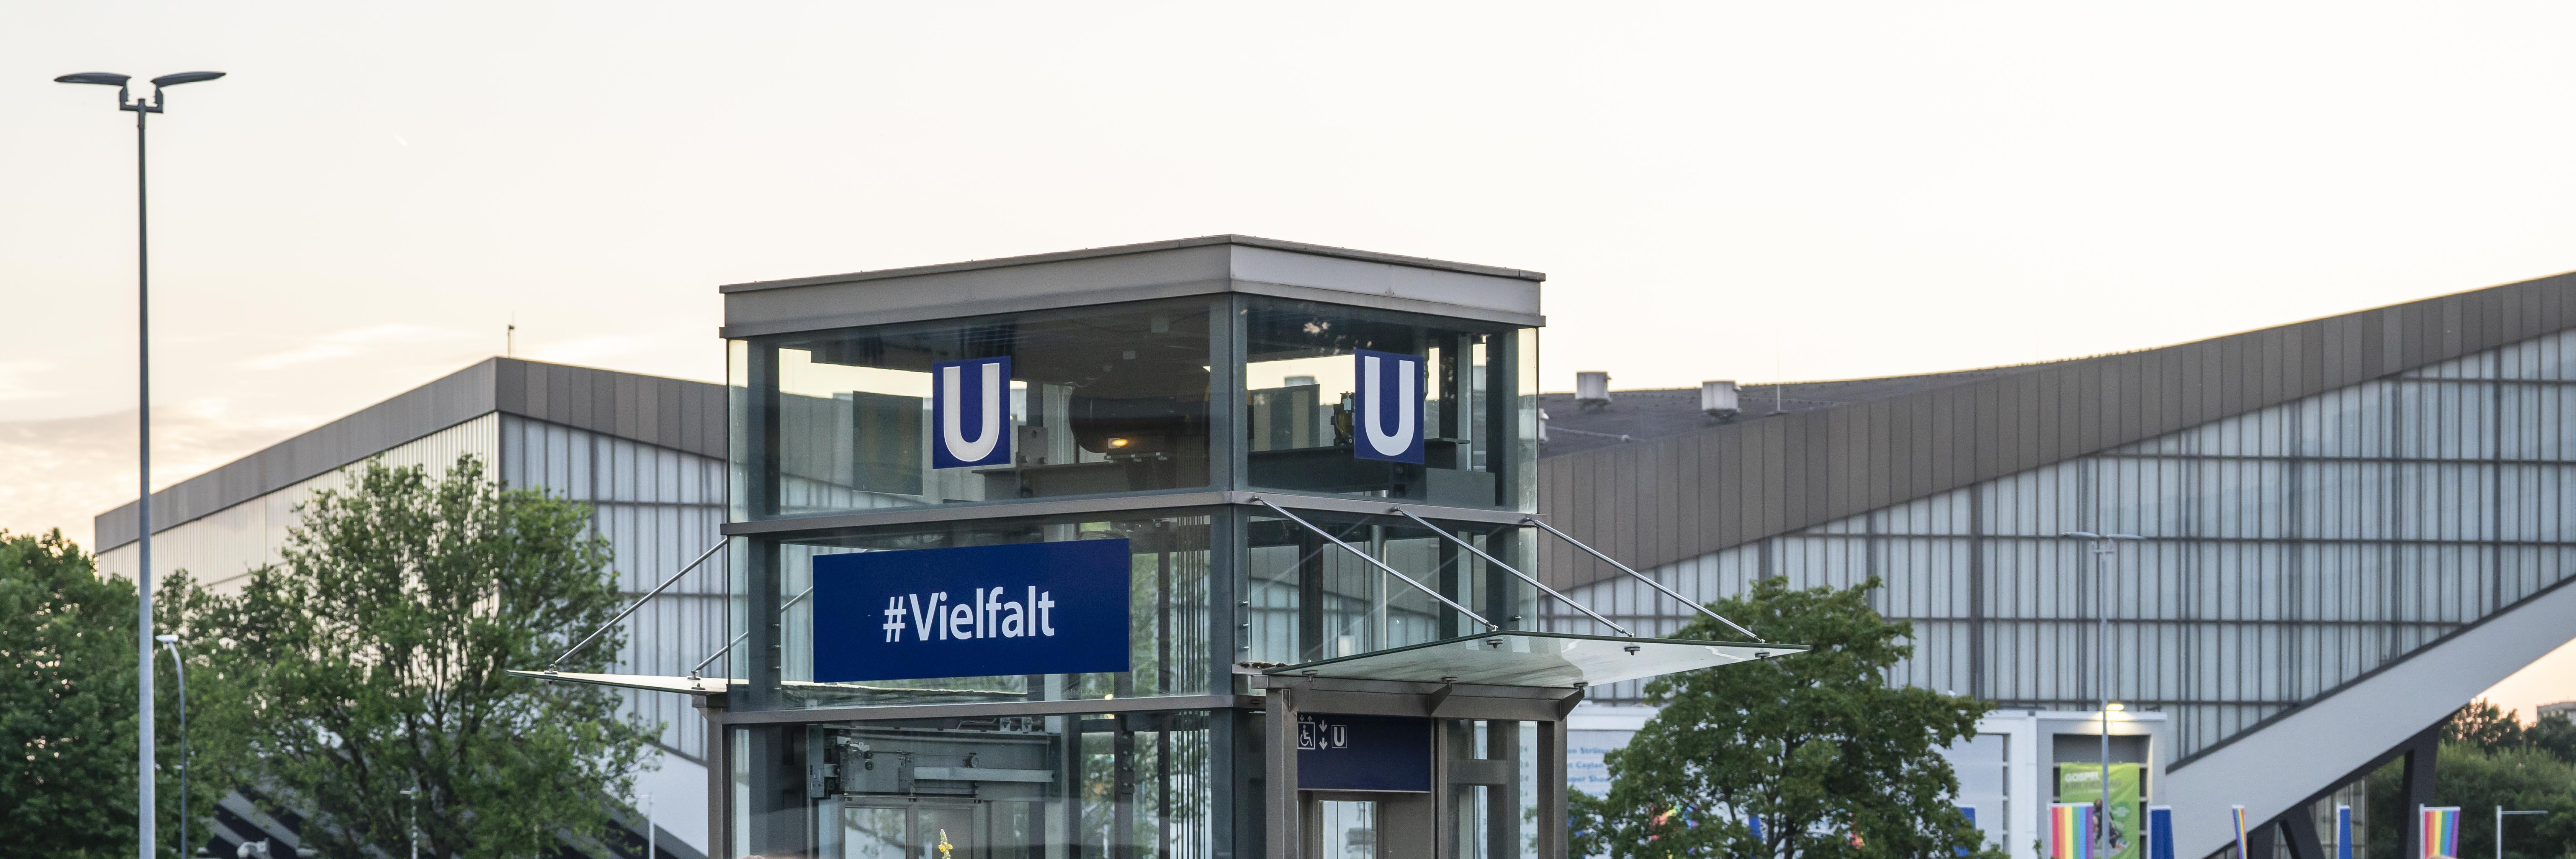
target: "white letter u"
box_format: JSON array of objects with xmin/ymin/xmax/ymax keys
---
[
  {"xmin": 1360, "ymin": 356, "xmax": 1415, "ymax": 457},
  {"xmin": 942, "ymin": 362, "xmax": 1004, "ymax": 462}
]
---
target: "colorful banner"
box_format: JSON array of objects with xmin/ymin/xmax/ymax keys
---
[
  {"xmin": 2231, "ymin": 806, "xmax": 2249, "ymax": 859},
  {"xmin": 2059, "ymin": 764, "xmax": 2144, "ymax": 859},
  {"xmin": 2052, "ymin": 803, "xmax": 2096, "ymax": 859},
  {"xmin": 2421, "ymin": 807, "xmax": 2462, "ymax": 859}
]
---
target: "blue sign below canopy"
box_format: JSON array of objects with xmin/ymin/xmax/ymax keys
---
[{"xmin": 1299, "ymin": 713, "xmax": 1432, "ymax": 792}]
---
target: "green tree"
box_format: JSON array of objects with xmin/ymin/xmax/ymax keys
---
[
  {"xmin": 1570, "ymin": 577, "xmax": 1999, "ymax": 859},
  {"xmin": 0, "ymin": 529, "xmax": 224, "ymax": 859},
  {"xmin": 2363, "ymin": 702, "xmax": 2576, "ymax": 859},
  {"xmin": 2366, "ymin": 743, "xmax": 2576, "ymax": 859},
  {"xmin": 2445, "ymin": 700, "xmax": 2526, "ymax": 751},
  {"xmin": 181, "ymin": 456, "xmax": 655, "ymax": 859},
  {"xmin": 2523, "ymin": 713, "xmax": 2576, "ymax": 766}
]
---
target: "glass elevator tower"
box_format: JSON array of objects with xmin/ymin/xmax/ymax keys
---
[{"xmin": 565, "ymin": 236, "xmax": 1792, "ymax": 859}]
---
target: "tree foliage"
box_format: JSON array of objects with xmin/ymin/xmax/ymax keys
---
[
  {"xmin": 180, "ymin": 456, "xmax": 655, "ymax": 859},
  {"xmin": 2443, "ymin": 700, "xmax": 2526, "ymax": 750},
  {"xmin": 1570, "ymin": 577, "xmax": 2000, "ymax": 859},
  {"xmin": 0, "ymin": 529, "xmax": 225, "ymax": 859},
  {"xmin": 2363, "ymin": 700, "xmax": 2576, "ymax": 859}
]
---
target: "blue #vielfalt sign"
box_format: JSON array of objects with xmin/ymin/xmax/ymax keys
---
[
  {"xmin": 1297, "ymin": 712, "xmax": 1431, "ymax": 792},
  {"xmin": 1351, "ymin": 348, "xmax": 1424, "ymax": 464},
  {"xmin": 931, "ymin": 356, "xmax": 1012, "ymax": 469},
  {"xmin": 810, "ymin": 539, "xmax": 1131, "ymax": 683}
]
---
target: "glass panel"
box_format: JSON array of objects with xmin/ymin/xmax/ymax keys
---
[
  {"xmin": 1243, "ymin": 510, "xmax": 1549, "ymax": 665},
  {"xmin": 844, "ymin": 806, "xmax": 909, "ymax": 859},
  {"xmin": 731, "ymin": 713, "xmax": 1216, "ymax": 859},
  {"xmin": 1243, "ymin": 297, "xmax": 1535, "ymax": 510},
  {"xmin": 767, "ymin": 510, "xmax": 1211, "ymax": 710},
  {"xmin": 1445, "ymin": 719, "xmax": 1534, "ymax": 859},
  {"xmin": 1316, "ymin": 801, "xmax": 1377, "ymax": 859},
  {"xmin": 734, "ymin": 297, "xmax": 1215, "ymax": 518}
]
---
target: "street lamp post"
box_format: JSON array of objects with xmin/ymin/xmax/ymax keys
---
[
  {"xmin": 2061, "ymin": 530, "xmax": 2143, "ymax": 859},
  {"xmin": 54, "ymin": 68, "xmax": 224, "ymax": 859},
  {"xmin": 401, "ymin": 787, "xmax": 419, "ymax": 859},
  {"xmin": 156, "ymin": 635, "xmax": 188, "ymax": 859},
  {"xmin": 2496, "ymin": 807, "xmax": 2547, "ymax": 859}
]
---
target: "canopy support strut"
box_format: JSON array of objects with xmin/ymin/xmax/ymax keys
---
[
  {"xmin": 1522, "ymin": 516, "xmax": 1765, "ymax": 642},
  {"xmin": 1252, "ymin": 497, "xmax": 1498, "ymax": 631},
  {"xmin": 1385, "ymin": 507, "xmax": 1632, "ymax": 636}
]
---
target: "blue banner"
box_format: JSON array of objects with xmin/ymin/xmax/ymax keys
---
[
  {"xmin": 1298, "ymin": 712, "xmax": 1431, "ymax": 792},
  {"xmin": 1352, "ymin": 348, "xmax": 1424, "ymax": 464},
  {"xmin": 931, "ymin": 356, "xmax": 1012, "ymax": 469},
  {"xmin": 2335, "ymin": 805, "xmax": 2352, "ymax": 859},
  {"xmin": 811, "ymin": 539, "xmax": 1131, "ymax": 683},
  {"xmin": 2149, "ymin": 806, "xmax": 2174, "ymax": 859}
]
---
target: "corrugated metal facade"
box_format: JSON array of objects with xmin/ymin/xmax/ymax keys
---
[
  {"xmin": 96, "ymin": 414, "xmax": 502, "ymax": 591},
  {"xmin": 499, "ymin": 415, "xmax": 729, "ymax": 761},
  {"xmin": 1546, "ymin": 274, "xmax": 2576, "ymax": 764}
]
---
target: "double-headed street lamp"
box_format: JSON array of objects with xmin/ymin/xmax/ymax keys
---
[
  {"xmin": 55, "ymin": 68, "xmax": 226, "ymax": 859},
  {"xmin": 2061, "ymin": 530, "xmax": 2143, "ymax": 859}
]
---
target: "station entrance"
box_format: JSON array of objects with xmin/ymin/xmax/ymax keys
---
[{"xmin": 516, "ymin": 236, "xmax": 1801, "ymax": 859}]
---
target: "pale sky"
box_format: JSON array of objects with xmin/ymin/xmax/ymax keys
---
[{"xmin": 6, "ymin": 4, "xmax": 2576, "ymax": 713}]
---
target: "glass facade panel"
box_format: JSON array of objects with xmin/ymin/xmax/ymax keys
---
[
  {"xmin": 1559, "ymin": 328, "xmax": 2576, "ymax": 761},
  {"xmin": 1242, "ymin": 297, "xmax": 1538, "ymax": 511},
  {"xmin": 1243, "ymin": 510, "xmax": 1551, "ymax": 666},
  {"xmin": 728, "ymin": 713, "xmax": 1216, "ymax": 859},
  {"xmin": 734, "ymin": 298, "xmax": 1217, "ymax": 518}
]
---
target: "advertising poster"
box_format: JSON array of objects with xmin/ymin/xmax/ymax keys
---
[{"xmin": 2058, "ymin": 763, "xmax": 2144, "ymax": 859}]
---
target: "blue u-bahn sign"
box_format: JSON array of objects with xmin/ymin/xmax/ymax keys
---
[
  {"xmin": 1297, "ymin": 712, "xmax": 1432, "ymax": 792},
  {"xmin": 931, "ymin": 356, "xmax": 1012, "ymax": 469},
  {"xmin": 1353, "ymin": 348, "xmax": 1424, "ymax": 464},
  {"xmin": 810, "ymin": 539, "xmax": 1131, "ymax": 682}
]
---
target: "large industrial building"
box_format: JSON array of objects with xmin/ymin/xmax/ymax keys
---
[
  {"xmin": 88, "ymin": 238, "xmax": 2576, "ymax": 859},
  {"xmin": 96, "ymin": 357, "xmax": 729, "ymax": 859},
  {"xmin": 1536, "ymin": 271, "xmax": 2576, "ymax": 859}
]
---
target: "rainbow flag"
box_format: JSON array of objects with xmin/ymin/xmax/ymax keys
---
[
  {"xmin": 2230, "ymin": 806, "xmax": 2249, "ymax": 859},
  {"xmin": 2051, "ymin": 803, "xmax": 2095, "ymax": 859},
  {"xmin": 2421, "ymin": 807, "xmax": 2462, "ymax": 859}
]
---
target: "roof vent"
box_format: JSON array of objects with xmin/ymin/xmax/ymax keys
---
[
  {"xmin": 1575, "ymin": 371, "xmax": 1611, "ymax": 412},
  {"xmin": 1701, "ymin": 380, "xmax": 1740, "ymax": 422}
]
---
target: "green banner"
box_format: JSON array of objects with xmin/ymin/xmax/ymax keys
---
[{"xmin": 2057, "ymin": 763, "xmax": 2143, "ymax": 859}]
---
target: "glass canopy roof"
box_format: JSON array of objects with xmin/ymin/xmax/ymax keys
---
[
  {"xmin": 1264, "ymin": 631, "xmax": 1803, "ymax": 689},
  {"xmin": 507, "ymin": 670, "xmax": 740, "ymax": 695}
]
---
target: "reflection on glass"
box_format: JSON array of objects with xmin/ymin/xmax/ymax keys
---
[
  {"xmin": 1243, "ymin": 511, "xmax": 1542, "ymax": 665},
  {"xmin": 741, "ymin": 298, "xmax": 1214, "ymax": 517},
  {"xmin": 844, "ymin": 806, "xmax": 908, "ymax": 859},
  {"xmin": 742, "ymin": 715, "xmax": 1214, "ymax": 859},
  {"xmin": 1317, "ymin": 801, "xmax": 1377, "ymax": 859},
  {"xmin": 1443, "ymin": 719, "xmax": 1536, "ymax": 859},
  {"xmin": 1243, "ymin": 298, "xmax": 1532, "ymax": 508}
]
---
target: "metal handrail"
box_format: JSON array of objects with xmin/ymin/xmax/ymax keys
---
[
  {"xmin": 1521, "ymin": 516, "xmax": 1765, "ymax": 642},
  {"xmin": 549, "ymin": 541, "xmax": 728, "ymax": 673},
  {"xmin": 1385, "ymin": 507, "xmax": 1633, "ymax": 636},
  {"xmin": 688, "ymin": 585, "xmax": 813, "ymax": 680},
  {"xmin": 1251, "ymin": 497, "xmax": 1498, "ymax": 631}
]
